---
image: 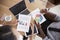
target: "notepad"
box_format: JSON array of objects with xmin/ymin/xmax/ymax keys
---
[{"xmin": 17, "ymin": 14, "xmax": 31, "ymax": 32}]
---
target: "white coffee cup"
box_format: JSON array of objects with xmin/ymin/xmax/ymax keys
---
[{"xmin": 5, "ymin": 15, "xmax": 12, "ymax": 22}]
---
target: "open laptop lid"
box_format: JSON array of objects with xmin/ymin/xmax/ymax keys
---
[{"xmin": 9, "ymin": 0, "xmax": 26, "ymax": 15}]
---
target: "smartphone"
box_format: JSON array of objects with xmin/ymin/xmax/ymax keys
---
[{"xmin": 25, "ymin": 25, "xmax": 38, "ymax": 37}]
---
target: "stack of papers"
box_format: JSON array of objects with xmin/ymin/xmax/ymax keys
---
[{"xmin": 17, "ymin": 14, "xmax": 31, "ymax": 32}]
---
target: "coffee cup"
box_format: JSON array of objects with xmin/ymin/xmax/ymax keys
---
[{"xmin": 5, "ymin": 15, "xmax": 12, "ymax": 22}]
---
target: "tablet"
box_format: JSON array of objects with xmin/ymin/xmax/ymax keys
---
[{"xmin": 25, "ymin": 25, "xmax": 38, "ymax": 37}]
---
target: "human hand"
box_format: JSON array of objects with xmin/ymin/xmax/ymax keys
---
[
  {"xmin": 3, "ymin": 20, "xmax": 18, "ymax": 26},
  {"xmin": 34, "ymin": 20, "xmax": 41, "ymax": 29},
  {"xmin": 34, "ymin": 20, "xmax": 46, "ymax": 38},
  {"xmin": 30, "ymin": 17, "xmax": 34, "ymax": 34},
  {"xmin": 9, "ymin": 20, "xmax": 18, "ymax": 25},
  {"xmin": 40, "ymin": 9, "xmax": 48, "ymax": 14}
]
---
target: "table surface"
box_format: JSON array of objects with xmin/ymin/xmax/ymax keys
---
[{"xmin": 0, "ymin": 0, "xmax": 55, "ymax": 40}]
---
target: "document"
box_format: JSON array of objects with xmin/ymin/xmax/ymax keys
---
[
  {"xmin": 33, "ymin": 35, "xmax": 42, "ymax": 40},
  {"xmin": 17, "ymin": 14, "xmax": 31, "ymax": 32},
  {"xmin": 29, "ymin": 8, "xmax": 46, "ymax": 24},
  {"xmin": 18, "ymin": 34, "xmax": 23, "ymax": 40}
]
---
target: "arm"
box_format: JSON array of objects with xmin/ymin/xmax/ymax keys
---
[
  {"xmin": 38, "ymin": 26, "xmax": 52, "ymax": 40},
  {"xmin": 43, "ymin": 36, "xmax": 52, "ymax": 40},
  {"xmin": 44, "ymin": 12, "xmax": 56, "ymax": 21},
  {"xmin": 34, "ymin": 21, "xmax": 46, "ymax": 39},
  {"xmin": 40, "ymin": 9, "xmax": 60, "ymax": 22},
  {"xmin": 34, "ymin": 21, "xmax": 52, "ymax": 40},
  {"xmin": 37, "ymin": 24, "xmax": 46, "ymax": 39}
]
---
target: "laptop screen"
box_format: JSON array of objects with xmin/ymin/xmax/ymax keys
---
[{"xmin": 9, "ymin": 0, "xmax": 26, "ymax": 15}]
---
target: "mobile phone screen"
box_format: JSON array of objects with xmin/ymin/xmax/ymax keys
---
[
  {"xmin": 25, "ymin": 25, "xmax": 38, "ymax": 37},
  {"xmin": 9, "ymin": 0, "xmax": 26, "ymax": 15}
]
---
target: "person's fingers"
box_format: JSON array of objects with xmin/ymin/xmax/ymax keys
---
[
  {"xmin": 38, "ymin": 23, "xmax": 41, "ymax": 27},
  {"xmin": 30, "ymin": 22, "xmax": 34, "ymax": 27},
  {"xmin": 40, "ymin": 9, "xmax": 44, "ymax": 13},
  {"xmin": 34, "ymin": 20, "xmax": 42, "ymax": 28},
  {"xmin": 30, "ymin": 17, "xmax": 34, "ymax": 27},
  {"xmin": 40, "ymin": 9, "xmax": 47, "ymax": 13},
  {"xmin": 34, "ymin": 20, "xmax": 36, "ymax": 24},
  {"xmin": 34, "ymin": 20, "xmax": 39, "ymax": 26}
]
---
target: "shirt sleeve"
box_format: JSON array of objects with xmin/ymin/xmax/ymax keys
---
[
  {"xmin": 43, "ymin": 36, "xmax": 52, "ymax": 40},
  {"xmin": 54, "ymin": 15, "xmax": 60, "ymax": 22}
]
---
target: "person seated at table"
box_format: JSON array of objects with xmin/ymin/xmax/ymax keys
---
[
  {"xmin": 0, "ymin": 25, "xmax": 17, "ymax": 40},
  {"xmin": 0, "ymin": 19, "xmax": 34, "ymax": 40},
  {"xmin": 35, "ymin": 9, "xmax": 60, "ymax": 40}
]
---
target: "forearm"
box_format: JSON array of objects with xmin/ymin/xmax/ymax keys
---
[
  {"xmin": 44, "ymin": 11, "xmax": 56, "ymax": 21},
  {"xmin": 38, "ymin": 27, "xmax": 46, "ymax": 38}
]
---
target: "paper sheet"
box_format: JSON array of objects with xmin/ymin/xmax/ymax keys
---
[
  {"xmin": 18, "ymin": 34, "xmax": 23, "ymax": 40},
  {"xmin": 29, "ymin": 8, "xmax": 46, "ymax": 24},
  {"xmin": 17, "ymin": 14, "xmax": 31, "ymax": 32}
]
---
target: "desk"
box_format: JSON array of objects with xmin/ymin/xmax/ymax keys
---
[
  {"xmin": 0, "ymin": 0, "xmax": 22, "ymax": 26},
  {"xmin": 25, "ymin": 0, "xmax": 55, "ymax": 12},
  {"xmin": 0, "ymin": 0, "xmax": 55, "ymax": 40}
]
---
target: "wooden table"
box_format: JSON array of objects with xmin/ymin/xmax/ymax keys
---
[
  {"xmin": 0, "ymin": 0, "xmax": 55, "ymax": 40},
  {"xmin": 0, "ymin": 0, "xmax": 22, "ymax": 26},
  {"xmin": 25, "ymin": 0, "xmax": 55, "ymax": 12}
]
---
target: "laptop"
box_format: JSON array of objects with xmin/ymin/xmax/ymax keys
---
[
  {"xmin": 16, "ymin": 9, "xmax": 30, "ymax": 19},
  {"xmin": 9, "ymin": 0, "xmax": 26, "ymax": 15}
]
